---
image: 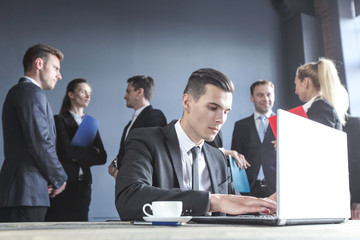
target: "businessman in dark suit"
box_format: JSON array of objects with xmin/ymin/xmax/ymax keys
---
[
  {"xmin": 108, "ymin": 75, "xmax": 167, "ymax": 178},
  {"xmin": 0, "ymin": 44, "xmax": 68, "ymax": 222},
  {"xmin": 115, "ymin": 68, "xmax": 276, "ymax": 220},
  {"xmin": 343, "ymin": 115, "xmax": 360, "ymax": 219},
  {"xmin": 231, "ymin": 80, "xmax": 276, "ymax": 198}
]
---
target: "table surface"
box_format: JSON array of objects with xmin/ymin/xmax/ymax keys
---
[{"xmin": 1, "ymin": 220, "xmax": 360, "ymax": 240}]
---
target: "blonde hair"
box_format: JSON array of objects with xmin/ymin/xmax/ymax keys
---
[{"xmin": 296, "ymin": 58, "xmax": 349, "ymax": 125}]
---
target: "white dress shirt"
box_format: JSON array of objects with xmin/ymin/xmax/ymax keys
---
[
  {"xmin": 124, "ymin": 104, "xmax": 149, "ymax": 139},
  {"xmin": 175, "ymin": 120, "xmax": 211, "ymax": 191},
  {"xmin": 23, "ymin": 76, "xmax": 41, "ymax": 88}
]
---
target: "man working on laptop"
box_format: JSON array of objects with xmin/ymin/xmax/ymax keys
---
[{"xmin": 115, "ymin": 68, "xmax": 276, "ymax": 220}]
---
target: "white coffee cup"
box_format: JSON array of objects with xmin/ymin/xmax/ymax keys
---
[{"xmin": 142, "ymin": 201, "xmax": 183, "ymax": 218}]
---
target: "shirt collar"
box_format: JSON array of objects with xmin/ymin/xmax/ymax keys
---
[
  {"xmin": 69, "ymin": 110, "xmax": 83, "ymax": 125},
  {"xmin": 23, "ymin": 76, "xmax": 41, "ymax": 88},
  {"xmin": 175, "ymin": 119, "xmax": 204, "ymax": 153},
  {"xmin": 133, "ymin": 104, "xmax": 149, "ymax": 118},
  {"xmin": 254, "ymin": 110, "xmax": 273, "ymax": 120},
  {"xmin": 303, "ymin": 95, "xmax": 321, "ymax": 113}
]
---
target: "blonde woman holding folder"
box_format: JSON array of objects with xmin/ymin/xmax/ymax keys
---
[{"xmin": 45, "ymin": 78, "xmax": 107, "ymax": 221}]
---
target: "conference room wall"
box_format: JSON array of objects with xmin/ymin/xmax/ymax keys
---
[{"xmin": 0, "ymin": 0, "xmax": 288, "ymax": 220}]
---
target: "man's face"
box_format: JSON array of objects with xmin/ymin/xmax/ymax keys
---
[
  {"xmin": 250, "ymin": 84, "xmax": 274, "ymax": 115},
  {"xmin": 124, "ymin": 82, "xmax": 139, "ymax": 109},
  {"xmin": 38, "ymin": 54, "xmax": 62, "ymax": 90},
  {"xmin": 182, "ymin": 84, "xmax": 232, "ymax": 145}
]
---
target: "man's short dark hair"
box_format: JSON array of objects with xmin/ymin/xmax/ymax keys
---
[
  {"xmin": 127, "ymin": 75, "xmax": 154, "ymax": 101},
  {"xmin": 22, "ymin": 44, "xmax": 64, "ymax": 73},
  {"xmin": 183, "ymin": 68, "xmax": 234, "ymax": 101},
  {"xmin": 250, "ymin": 80, "xmax": 274, "ymax": 95}
]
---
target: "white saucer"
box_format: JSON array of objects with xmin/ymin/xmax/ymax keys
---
[{"xmin": 143, "ymin": 216, "xmax": 192, "ymax": 223}]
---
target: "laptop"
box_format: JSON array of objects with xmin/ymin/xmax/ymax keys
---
[{"xmin": 192, "ymin": 109, "xmax": 351, "ymax": 225}]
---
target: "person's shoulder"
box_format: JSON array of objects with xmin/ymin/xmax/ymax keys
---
[
  {"xmin": 54, "ymin": 111, "xmax": 69, "ymax": 120},
  {"xmin": 311, "ymin": 98, "xmax": 334, "ymax": 111},
  {"xmin": 148, "ymin": 106, "xmax": 166, "ymax": 116},
  {"xmin": 234, "ymin": 115, "xmax": 253, "ymax": 125}
]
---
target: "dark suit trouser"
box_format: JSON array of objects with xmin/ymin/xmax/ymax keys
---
[
  {"xmin": 0, "ymin": 206, "xmax": 47, "ymax": 222},
  {"xmin": 45, "ymin": 180, "xmax": 91, "ymax": 221},
  {"xmin": 249, "ymin": 181, "xmax": 272, "ymax": 198}
]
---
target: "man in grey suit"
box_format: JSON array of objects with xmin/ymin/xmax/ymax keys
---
[
  {"xmin": 231, "ymin": 80, "xmax": 276, "ymax": 198},
  {"xmin": 115, "ymin": 68, "xmax": 276, "ymax": 220},
  {"xmin": 0, "ymin": 44, "xmax": 68, "ymax": 222}
]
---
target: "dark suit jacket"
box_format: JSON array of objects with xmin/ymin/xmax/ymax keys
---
[
  {"xmin": 0, "ymin": 78, "xmax": 67, "ymax": 207},
  {"xmin": 231, "ymin": 114, "xmax": 276, "ymax": 194},
  {"xmin": 115, "ymin": 120, "xmax": 236, "ymax": 220},
  {"xmin": 307, "ymin": 99, "xmax": 342, "ymax": 130},
  {"xmin": 54, "ymin": 111, "xmax": 107, "ymax": 184},
  {"xmin": 343, "ymin": 116, "xmax": 360, "ymax": 203},
  {"xmin": 116, "ymin": 105, "xmax": 166, "ymax": 166}
]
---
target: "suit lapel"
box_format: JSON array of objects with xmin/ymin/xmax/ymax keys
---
[
  {"xmin": 162, "ymin": 121, "xmax": 184, "ymax": 189},
  {"xmin": 202, "ymin": 144, "xmax": 219, "ymax": 193},
  {"xmin": 248, "ymin": 114, "xmax": 262, "ymax": 144},
  {"xmin": 264, "ymin": 112, "xmax": 275, "ymax": 142},
  {"xmin": 131, "ymin": 105, "xmax": 152, "ymax": 130}
]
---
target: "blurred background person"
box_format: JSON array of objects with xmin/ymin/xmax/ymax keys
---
[
  {"xmin": 108, "ymin": 75, "xmax": 166, "ymax": 178},
  {"xmin": 231, "ymin": 80, "xmax": 276, "ymax": 198},
  {"xmin": 45, "ymin": 78, "xmax": 107, "ymax": 221},
  {"xmin": 294, "ymin": 57, "xmax": 348, "ymax": 130}
]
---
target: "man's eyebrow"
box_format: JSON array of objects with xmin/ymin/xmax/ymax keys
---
[{"xmin": 208, "ymin": 102, "xmax": 231, "ymax": 111}]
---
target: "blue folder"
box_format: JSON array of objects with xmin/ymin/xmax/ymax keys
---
[
  {"xmin": 71, "ymin": 114, "xmax": 99, "ymax": 147},
  {"xmin": 229, "ymin": 156, "xmax": 250, "ymax": 193}
]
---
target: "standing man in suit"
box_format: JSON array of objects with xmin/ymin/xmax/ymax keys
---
[
  {"xmin": 0, "ymin": 44, "xmax": 68, "ymax": 222},
  {"xmin": 108, "ymin": 75, "xmax": 167, "ymax": 178},
  {"xmin": 231, "ymin": 80, "xmax": 276, "ymax": 198},
  {"xmin": 115, "ymin": 68, "xmax": 276, "ymax": 220}
]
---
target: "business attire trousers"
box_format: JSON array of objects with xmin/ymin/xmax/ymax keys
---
[
  {"xmin": 45, "ymin": 180, "xmax": 91, "ymax": 221},
  {"xmin": 0, "ymin": 206, "xmax": 47, "ymax": 222}
]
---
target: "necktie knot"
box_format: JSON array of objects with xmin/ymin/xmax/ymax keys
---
[
  {"xmin": 190, "ymin": 146, "xmax": 200, "ymax": 156},
  {"xmin": 258, "ymin": 115, "xmax": 266, "ymax": 122}
]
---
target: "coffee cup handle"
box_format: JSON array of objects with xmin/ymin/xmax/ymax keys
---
[{"xmin": 142, "ymin": 203, "xmax": 153, "ymax": 217}]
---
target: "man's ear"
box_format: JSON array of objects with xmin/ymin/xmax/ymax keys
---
[
  {"xmin": 34, "ymin": 57, "xmax": 43, "ymax": 70},
  {"xmin": 250, "ymin": 94, "xmax": 254, "ymax": 103},
  {"xmin": 137, "ymin": 88, "xmax": 144, "ymax": 97},
  {"xmin": 182, "ymin": 93, "xmax": 192, "ymax": 114}
]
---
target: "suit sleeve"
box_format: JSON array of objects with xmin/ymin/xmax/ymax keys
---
[
  {"xmin": 18, "ymin": 90, "xmax": 67, "ymax": 189},
  {"xmin": 115, "ymin": 130, "xmax": 210, "ymax": 221},
  {"xmin": 54, "ymin": 115, "xmax": 107, "ymax": 167},
  {"xmin": 231, "ymin": 122, "xmax": 244, "ymax": 154}
]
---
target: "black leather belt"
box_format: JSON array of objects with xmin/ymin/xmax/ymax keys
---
[{"xmin": 256, "ymin": 179, "xmax": 268, "ymax": 188}]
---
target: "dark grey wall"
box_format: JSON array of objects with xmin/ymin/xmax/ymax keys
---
[{"xmin": 0, "ymin": 0, "xmax": 289, "ymax": 220}]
